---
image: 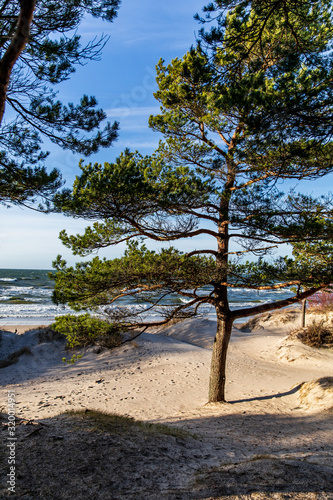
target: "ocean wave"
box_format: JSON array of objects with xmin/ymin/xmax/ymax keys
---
[
  {"xmin": 0, "ymin": 278, "xmax": 17, "ymax": 282},
  {"xmin": 228, "ymin": 288, "xmax": 293, "ymax": 295},
  {"xmin": 0, "ymin": 286, "xmax": 52, "ymax": 296},
  {"xmin": 230, "ymin": 301, "xmax": 265, "ymax": 308},
  {"xmin": 0, "ymin": 303, "xmax": 73, "ymax": 317},
  {"xmin": 0, "ymin": 285, "xmax": 34, "ymax": 291}
]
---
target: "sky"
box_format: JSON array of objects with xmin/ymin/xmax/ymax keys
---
[
  {"xmin": 0, "ymin": 0, "xmax": 208, "ymax": 269},
  {"xmin": 0, "ymin": 0, "xmax": 332, "ymax": 269}
]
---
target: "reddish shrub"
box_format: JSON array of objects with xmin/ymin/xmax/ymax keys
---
[{"xmin": 308, "ymin": 289, "xmax": 333, "ymax": 313}]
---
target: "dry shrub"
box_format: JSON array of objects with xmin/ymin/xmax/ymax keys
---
[{"xmin": 293, "ymin": 320, "xmax": 333, "ymax": 348}]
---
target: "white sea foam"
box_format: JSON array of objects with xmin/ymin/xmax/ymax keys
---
[
  {"xmin": 0, "ymin": 287, "xmax": 52, "ymax": 300},
  {"xmin": 0, "ymin": 268, "xmax": 295, "ymax": 325},
  {"xmin": 0, "ymin": 303, "xmax": 73, "ymax": 318}
]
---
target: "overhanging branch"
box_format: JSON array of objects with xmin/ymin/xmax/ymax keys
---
[
  {"xmin": 230, "ymin": 284, "xmax": 328, "ymax": 321},
  {"xmin": 0, "ymin": 0, "xmax": 36, "ymax": 123}
]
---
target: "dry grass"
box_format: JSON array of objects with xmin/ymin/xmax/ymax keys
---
[
  {"xmin": 0, "ymin": 346, "xmax": 31, "ymax": 368},
  {"xmin": 298, "ymin": 377, "xmax": 333, "ymax": 413},
  {"xmin": 292, "ymin": 320, "xmax": 333, "ymax": 348}
]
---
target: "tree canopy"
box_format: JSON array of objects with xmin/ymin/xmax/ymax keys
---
[
  {"xmin": 0, "ymin": 0, "xmax": 120, "ymax": 208},
  {"xmin": 53, "ymin": 1, "xmax": 333, "ymax": 402},
  {"xmin": 196, "ymin": 0, "xmax": 333, "ymax": 147},
  {"xmin": 196, "ymin": 1, "xmax": 333, "ymax": 58}
]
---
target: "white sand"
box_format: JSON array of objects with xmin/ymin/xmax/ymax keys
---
[{"xmin": 1, "ymin": 312, "xmax": 332, "ymax": 470}]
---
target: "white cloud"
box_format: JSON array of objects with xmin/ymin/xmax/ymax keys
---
[
  {"xmin": 106, "ymin": 106, "xmax": 160, "ymax": 119},
  {"xmin": 116, "ymin": 140, "xmax": 159, "ymax": 149},
  {"xmin": 120, "ymin": 123, "xmax": 151, "ymax": 131}
]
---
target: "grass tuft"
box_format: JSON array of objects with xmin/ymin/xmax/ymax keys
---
[{"xmin": 292, "ymin": 320, "xmax": 333, "ymax": 348}]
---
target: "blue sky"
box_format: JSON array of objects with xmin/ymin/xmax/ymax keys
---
[
  {"xmin": 1, "ymin": 0, "xmax": 207, "ymax": 269},
  {"xmin": 0, "ymin": 0, "xmax": 331, "ymax": 269}
]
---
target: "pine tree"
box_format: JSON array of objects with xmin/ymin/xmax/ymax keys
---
[
  {"xmin": 0, "ymin": 0, "xmax": 120, "ymax": 207},
  {"xmin": 53, "ymin": 2, "xmax": 333, "ymax": 402}
]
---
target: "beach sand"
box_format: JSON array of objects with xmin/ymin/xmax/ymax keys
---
[{"xmin": 1, "ymin": 311, "xmax": 332, "ymax": 498}]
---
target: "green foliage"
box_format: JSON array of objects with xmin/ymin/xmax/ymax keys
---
[
  {"xmin": 56, "ymin": 148, "xmax": 214, "ymax": 222},
  {"xmin": 51, "ymin": 241, "xmax": 216, "ymax": 318},
  {"xmin": 0, "ymin": 0, "xmax": 120, "ymax": 207},
  {"xmin": 51, "ymin": 314, "xmax": 123, "ymax": 349},
  {"xmin": 54, "ymin": 1, "xmax": 333, "ymax": 329},
  {"xmin": 62, "ymin": 353, "xmax": 83, "ymax": 365},
  {"xmin": 58, "ymin": 220, "xmax": 137, "ymax": 257},
  {"xmin": 53, "ymin": 3, "xmax": 333, "ymax": 404},
  {"xmin": 196, "ymin": 1, "xmax": 333, "ymax": 148},
  {"xmin": 196, "ymin": 1, "xmax": 333, "ymax": 59}
]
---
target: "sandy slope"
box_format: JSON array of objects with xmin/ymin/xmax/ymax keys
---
[{"xmin": 0, "ymin": 312, "xmax": 333, "ymax": 498}]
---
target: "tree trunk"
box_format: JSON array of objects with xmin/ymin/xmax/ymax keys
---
[
  {"xmin": 208, "ymin": 314, "xmax": 233, "ymax": 402},
  {"xmin": 208, "ymin": 131, "xmax": 239, "ymax": 403},
  {"xmin": 0, "ymin": 0, "xmax": 35, "ymax": 123}
]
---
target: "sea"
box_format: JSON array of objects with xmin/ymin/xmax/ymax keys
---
[{"xmin": 0, "ymin": 268, "xmax": 295, "ymax": 326}]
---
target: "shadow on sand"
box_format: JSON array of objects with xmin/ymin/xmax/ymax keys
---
[
  {"xmin": 0, "ymin": 409, "xmax": 332, "ymax": 499},
  {"xmin": 229, "ymin": 383, "xmax": 304, "ymax": 404}
]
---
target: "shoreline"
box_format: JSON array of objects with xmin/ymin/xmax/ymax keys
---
[
  {"xmin": 0, "ymin": 312, "xmax": 265, "ymax": 332},
  {"xmin": 0, "ymin": 324, "xmax": 51, "ymax": 334},
  {"xmin": 0, "ymin": 319, "xmax": 53, "ymax": 334}
]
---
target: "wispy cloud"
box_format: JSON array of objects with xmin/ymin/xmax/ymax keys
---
[
  {"xmin": 116, "ymin": 140, "xmax": 159, "ymax": 149},
  {"xmin": 120, "ymin": 123, "xmax": 151, "ymax": 131},
  {"xmin": 107, "ymin": 106, "xmax": 160, "ymax": 119}
]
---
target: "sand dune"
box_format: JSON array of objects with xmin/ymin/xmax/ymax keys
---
[{"xmin": 0, "ymin": 312, "xmax": 332, "ymax": 498}]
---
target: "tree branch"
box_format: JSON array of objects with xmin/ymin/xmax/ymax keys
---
[
  {"xmin": 0, "ymin": 0, "xmax": 36, "ymax": 123},
  {"xmin": 230, "ymin": 173, "xmax": 272, "ymax": 191},
  {"xmin": 224, "ymin": 245, "xmax": 278, "ymax": 256},
  {"xmin": 230, "ymin": 284, "xmax": 328, "ymax": 321},
  {"xmin": 188, "ymin": 130, "xmax": 227, "ymax": 157},
  {"xmin": 186, "ymin": 249, "xmax": 218, "ymax": 257},
  {"xmin": 125, "ymin": 218, "xmax": 220, "ymax": 241}
]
